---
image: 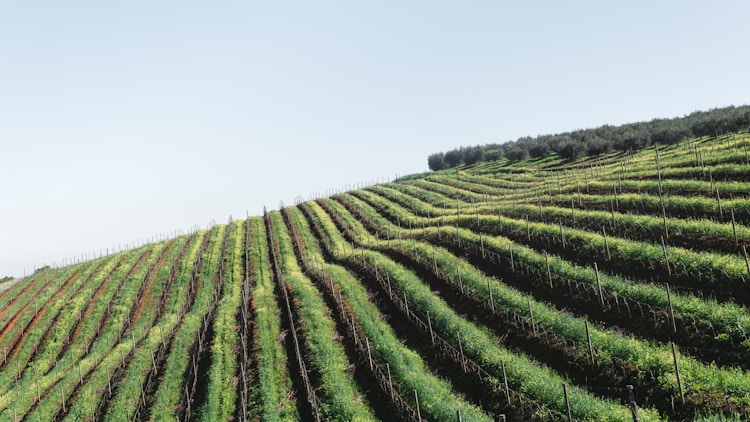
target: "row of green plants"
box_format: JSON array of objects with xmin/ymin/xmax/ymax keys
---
[
  {"xmin": 288, "ymin": 204, "xmax": 494, "ymax": 421},
  {"xmin": 268, "ymin": 211, "xmax": 378, "ymax": 421},
  {"xmin": 246, "ymin": 217, "xmax": 299, "ymax": 421},
  {"xmin": 307, "ymin": 199, "xmax": 657, "ymax": 421},
  {"xmin": 62, "ymin": 239, "xmax": 178, "ymax": 421},
  {"xmin": 603, "ymin": 153, "xmax": 750, "ymax": 180},
  {"xmin": 373, "ymin": 184, "xmax": 750, "ymax": 291},
  {"xmin": 0, "ymin": 266, "xmax": 56, "ymax": 318},
  {"xmin": 409, "ymin": 177, "xmax": 750, "ymax": 222},
  {"xmin": 0, "ymin": 261, "xmax": 92, "ymax": 362},
  {"xmin": 468, "ymin": 134, "xmax": 686, "ymax": 180},
  {"xmin": 24, "ymin": 246, "xmax": 157, "ymax": 420},
  {"xmin": 1, "ymin": 250, "xmax": 132, "ymax": 403},
  {"xmin": 329, "ymin": 193, "xmax": 750, "ymax": 415},
  {"xmin": 429, "ymin": 170, "xmax": 750, "ymax": 207},
  {"xmin": 6, "ymin": 242, "xmax": 164, "ymax": 420},
  {"xmin": 45, "ymin": 251, "xmax": 140, "ymax": 371},
  {"xmin": 344, "ymin": 190, "xmax": 750, "ymax": 356},
  {"xmin": 149, "ymin": 225, "xmax": 226, "ymax": 421},
  {"xmin": 104, "ymin": 235, "xmax": 191, "ymax": 421},
  {"xmin": 0, "ymin": 255, "xmax": 114, "ymax": 416},
  {"xmin": 201, "ymin": 220, "xmax": 244, "ymax": 421},
  {"xmin": 386, "ymin": 182, "xmax": 748, "ymax": 255}
]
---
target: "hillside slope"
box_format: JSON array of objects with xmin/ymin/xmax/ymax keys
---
[{"xmin": 1, "ymin": 133, "xmax": 749, "ymax": 421}]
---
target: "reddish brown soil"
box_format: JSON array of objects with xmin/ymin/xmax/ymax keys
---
[
  {"xmin": 0, "ymin": 273, "xmax": 58, "ymax": 323},
  {"xmin": 131, "ymin": 241, "xmax": 177, "ymax": 326},
  {"xmin": 2, "ymin": 266, "xmax": 86, "ymax": 362}
]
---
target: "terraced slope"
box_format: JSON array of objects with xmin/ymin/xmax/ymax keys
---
[{"xmin": 1, "ymin": 133, "xmax": 749, "ymax": 421}]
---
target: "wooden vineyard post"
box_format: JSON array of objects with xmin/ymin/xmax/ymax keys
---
[
  {"xmin": 661, "ymin": 201, "xmax": 669, "ymax": 239},
  {"xmin": 107, "ymin": 366, "xmax": 112, "ymax": 395},
  {"xmin": 366, "ymin": 338, "xmax": 373, "ymax": 371},
  {"xmin": 488, "ymin": 279, "xmax": 495, "ymax": 313},
  {"xmin": 387, "ymin": 363, "xmax": 394, "ymax": 400},
  {"xmin": 559, "ymin": 221, "xmax": 566, "ymax": 249},
  {"xmin": 602, "ymin": 227, "xmax": 611, "ymax": 261},
  {"xmin": 563, "ymin": 383, "xmax": 572, "ymax": 421},
  {"xmin": 671, "ymin": 342, "xmax": 685, "ymax": 403},
  {"xmin": 61, "ymin": 384, "xmax": 66, "ymax": 413},
  {"xmin": 509, "ymin": 243, "xmax": 515, "ymax": 272},
  {"xmin": 528, "ymin": 298, "xmax": 536, "ymax": 336},
  {"xmin": 480, "ymin": 232, "xmax": 486, "ymax": 259},
  {"xmin": 457, "ymin": 409, "xmax": 462, "ymax": 422},
  {"xmin": 525, "ymin": 216, "xmax": 531, "ymax": 241},
  {"xmin": 545, "ymin": 251, "xmax": 553, "ymax": 288},
  {"xmin": 743, "ymin": 246, "xmax": 750, "ymax": 280},
  {"xmin": 351, "ymin": 314, "xmax": 359, "ymax": 345},
  {"xmin": 414, "ymin": 390, "xmax": 422, "ymax": 421},
  {"xmin": 537, "ymin": 193, "xmax": 543, "ymax": 219},
  {"xmin": 655, "ymin": 146, "xmax": 669, "ymax": 239},
  {"xmin": 661, "ymin": 236, "xmax": 672, "ymax": 277},
  {"xmin": 571, "ymin": 200, "xmax": 576, "ymax": 224},
  {"xmin": 583, "ymin": 170, "xmax": 589, "ymax": 193},
  {"xmin": 427, "ymin": 312, "xmax": 435, "ymax": 344},
  {"xmin": 140, "ymin": 378, "xmax": 147, "ymax": 409},
  {"xmin": 458, "ymin": 332, "xmax": 467, "ymax": 372},
  {"xmin": 501, "ymin": 360, "xmax": 510, "ymax": 404},
  {"xmin": 716, "ymin": 189, "xmax": 723, "ymax": 219},
  {"xmin": 666, "ymin": 284, "xmax": 677, "ymax": 334},
  {"xmin": 456, "ymin": 198, "xmax": 460, "ymax": 228},
  {"xmin": 404, "ymin": 292, "xmax": 410, "ymax": 318},
  {"xmin": 731, "ymin": 209, "xmax": 738, "ymax": 246},
  {"xmin": 654, "ymin": 145, "xmax": 662, "ymax": 188},
  {"xmin": 475, "ymin": 199, "xmax": 480, "ymax": 226},
  {"xmin": 627, "ymin": 385, "xmax": 640, "ymax": 422},
  {"xmin": 614, "ymin": 184, "xmax": 619, "ymax": 210},
  {"xmin": 585, "ymin": 320, "xmax": 594, "ymax": 364},
  {"xmin": 594, "ymin": 262, "xmax": 605, "ymax": 309},
  {"xmin": 36, "ymin": 368, "xmax": 40, "ymax": 402},
  {"xmin": 151, "ymin": 349, "xmax": 157, "ymax": 373}
]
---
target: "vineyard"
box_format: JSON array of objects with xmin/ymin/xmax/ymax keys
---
[{"xmin": 3, "ymin": 133, "xmax": 750, "ymax": 421}]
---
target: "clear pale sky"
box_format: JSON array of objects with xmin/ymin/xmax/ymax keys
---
[{"xmin": 1, "ymin": 1, "xmax": 748, "ymax": 277}]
